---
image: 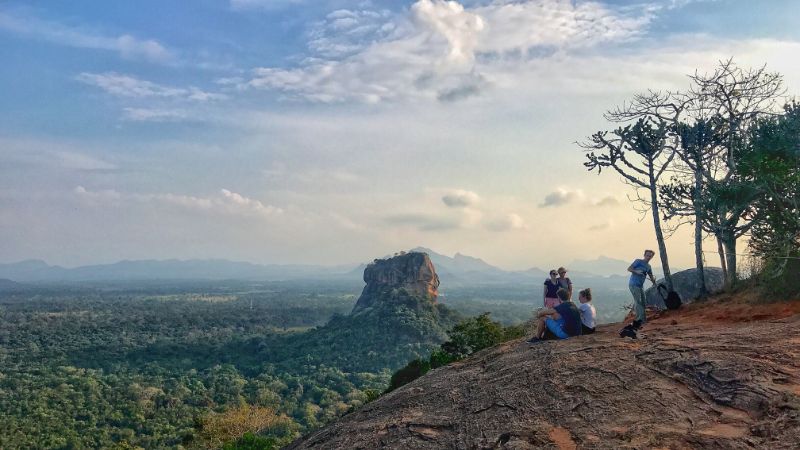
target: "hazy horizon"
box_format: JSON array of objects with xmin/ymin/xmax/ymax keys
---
[{"xmin": 2, "ymin": 0, "xmax": 798, "ymax": 270}]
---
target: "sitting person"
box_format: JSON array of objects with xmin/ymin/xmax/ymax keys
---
[
  {"xmin": 527, "ymin": 288, "xmax": 582, "ymax": 342},
  {"xmin": 578, "ymin": 288, "xmax": 596, "ymax": 335}
]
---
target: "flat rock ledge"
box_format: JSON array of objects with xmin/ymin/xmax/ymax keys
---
[{"xmin": 288, "ymin": 306, "xmax": 800, "ymax": 449}]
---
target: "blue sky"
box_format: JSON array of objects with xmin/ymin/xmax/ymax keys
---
[{"xmin": 1, "ymin": 0, "xmax": 799, "ymax": 269}]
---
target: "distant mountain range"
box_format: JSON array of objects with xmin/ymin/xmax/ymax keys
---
[
  {"xmin": 0, "ymin": 259, "xmax": 356, "ymax": 283},
  {"xmin": 0, "ymin": 249, "xmax": 638, "ymax": 285}
]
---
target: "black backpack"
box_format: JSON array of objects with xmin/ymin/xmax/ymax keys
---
[{"xmin": 658, "ymin": 284, "xmax": 682, "ymax": 310}]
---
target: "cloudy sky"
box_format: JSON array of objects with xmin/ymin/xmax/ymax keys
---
[{"xmin": 1, "ymin": 0, "xmax": 798, "ymax": 270}]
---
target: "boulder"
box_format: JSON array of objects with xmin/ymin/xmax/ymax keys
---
[
  {"xmin": 646, "ymin": 267, "xmax": 725, "ymax": 308},
  {"xmin": 351, "ymin": 252, "xmax": 440, "ymax": 313}
]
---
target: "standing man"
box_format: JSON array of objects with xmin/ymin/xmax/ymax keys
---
[{"xmin": 627, "ymin": 249, "xmax": 656, "ymax": 331}]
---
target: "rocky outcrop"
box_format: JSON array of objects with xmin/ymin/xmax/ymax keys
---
[
  {"xmin": 646, "ymin": 267, "xmax": 725, "ymax": 308},
  {"xmin": 289, "ymin": 299, "xmax": 800, "ymax": 449},
  {"xmin": 352, "ymin": 252, "xmax": 440, "ymax": 313}
]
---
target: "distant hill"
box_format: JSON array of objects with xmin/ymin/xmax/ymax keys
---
[
  {"xmin": 411, "ymin": 247, "xmax": 544, "ymax": 286},
  {"xmin": 0, "ymin": 278, "xmax": 22, "ymax": 291},
  {"xmin": 566, "ymin": 255, "xmax": 665, "ymax": 277},
  {"xmin": 0, "ymin": 259, "xmax": 357, "ymax": 283},
  {"xmin": 0, "ymin": 250, "xmax": 647, "ymax": 285}
]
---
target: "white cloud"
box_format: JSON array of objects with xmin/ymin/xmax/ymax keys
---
[
  {"xmin": 77, "ymin": 72, "xmax": 225, "ymax": 101},
  {"xmin": 55, "ymin": 151, "xmax": 118, "ymax": 171},
  {"xmin": 123, "ymin": 108, "xmax": 189, "ymax": 122},
  {"xmin": 473, "ymin": 0, "xmax": 650, "ymax": 55},
  {"xmin": 442, "ymin": 189, "xmax": 480, "ymax": 207},
  {"xmin": 75, "ymin": 186, "xmax": 282, "ymax": 219},
  {"xmin": 0, "ymin": 11, "xmax": 172, "ymax": 63},
  {"xmin": 0, "ymin": 137, "xmax": 118, "ymax": 172},
  {"xmin": 539, "ymin": 188, "xmax": 583, "ymax": 208},
  {"xmin": 241, "ymin": 0, "xmax": 653, "ymax": 103},
  {"xmin": 308, "ymin": 8, "xmax": 396, "ymax": 58},
  {"xmin": 412, "ymin": 0, "xmax": 485, "ymax": 67},
  {"xmin": 485, "ymin": 212, "xmax": 527, "ymax": 232},
  {"xmin": 593, "ymin": 195, "xmax": 620, "ymax": 207}
]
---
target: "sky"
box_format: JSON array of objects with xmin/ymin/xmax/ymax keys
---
[{"xmin": 1, "ymin": 0, "xmax": 799, "ymax": 270}]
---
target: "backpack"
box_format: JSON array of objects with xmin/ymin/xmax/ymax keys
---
[{"xmin": 658, "ymin": 284, "xmax": 682, "ymax": 310}]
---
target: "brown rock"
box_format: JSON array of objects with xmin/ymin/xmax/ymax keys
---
[
  {"xmin": 352, "ymin": 252, "xmax": 440, "ymax": 313},
  {"xmin": 289, "ymin": 303, "xmax": 800, "ymax": 449}
]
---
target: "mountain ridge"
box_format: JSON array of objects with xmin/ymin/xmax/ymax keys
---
[{"xmin": 0, "ymin": 249, "xmax": 643, "ymax": 283}]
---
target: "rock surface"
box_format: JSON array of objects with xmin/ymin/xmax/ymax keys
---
[
  {"xmin": 352, "ymin": 252, "xmax": 440, "ymax": 313},
  {"xmin": 290, "ymin": 297, "xmax": 800, "ymax": 449},
  {"xmin": 646, "ymin": 267, "xmax": 725, "ymax": 308}
]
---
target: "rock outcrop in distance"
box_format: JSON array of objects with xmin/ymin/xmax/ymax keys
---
[
  {"xmin": 646, "ymin": 267, "xmax": 725, "ymax": 308},
  {"xmin": 352, "ymin": 251, "xmax": 440, "ymax": 313},
  {"xmin": 256, "ymin": 251, "xmax": 458, "ymax": 374},
  {"xmin": 289, "ymin": 295, "xmax": 800, "ymax": 449}
]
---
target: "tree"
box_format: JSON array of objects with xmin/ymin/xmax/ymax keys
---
[
  {"xmin": 739, "ymin": 103, "xmax": 800, "ymax": 262},
  {"xmin": 661, "ymin": 61, "xmax": 785, "ymax": 285},
  {"xmin": 583, "ymin": 118, "xmax": 677, "ymax": 289},
  {"xmin": 593, "ymin": 60, "xmax": 787, "ymax": 288}
]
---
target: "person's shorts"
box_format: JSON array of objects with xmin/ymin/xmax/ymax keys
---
[{"xmin": 545, "ymin": 317, "xmax": 569, "ymax": 339}]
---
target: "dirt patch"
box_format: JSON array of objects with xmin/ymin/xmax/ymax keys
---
[
  {"xmin": 651, "ymin": 294, "xmax": 800, "ymax": 325},
  {"xmin": 547, "ymin": 427, "xmax": 577, "ymax": 450},
  {"xmin": 697, "ymin": 422, "xmax": 749, "ymax": 438}
]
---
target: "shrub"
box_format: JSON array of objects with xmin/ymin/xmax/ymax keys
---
[{"xmin": 386, "ymin": 313, "xmax": 522, "ymax": 392}]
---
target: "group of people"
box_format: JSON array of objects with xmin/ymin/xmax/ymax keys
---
[
  {"xmin": 526, "ymin": 249, "xmax": 658, "ymax": 343},
  {"xmin": 527, "ymin": 267, "xmax": 596, "ymax": 343}
]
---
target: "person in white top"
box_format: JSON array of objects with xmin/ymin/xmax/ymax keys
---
[{"xmin": 578, "ymin": 288, "xmax": 596, "ymax": 335}]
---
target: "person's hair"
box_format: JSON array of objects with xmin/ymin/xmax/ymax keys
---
[
  {"xmin": 580, "ymin": 288, "xmax": 592, "ymax": 301},
  {"xmin": 644, "ymin": 249, "xmax": 655, "ymax": 256},
  {"xmin": 556, "ymin": 288, "xmax": 570, "ymax": 302},
  {"xmin": 557, "ymin": 266, "xmax": 567, "ymax": 273},
  {"xmin": 549, "ymin": 269, "xmax": 557, "ymax": 275}
]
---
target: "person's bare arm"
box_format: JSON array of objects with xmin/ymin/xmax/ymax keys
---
[
  {"xmin": 543, "ymin": 285, "xmax": 547, "ymax": 307},
  {"xmin": 537, "ymin": 307, "xmax": 556, "ymax": 318},
  {"xmin": 627, "ymin": 264, "xmax": 640, "ymax": 274}
]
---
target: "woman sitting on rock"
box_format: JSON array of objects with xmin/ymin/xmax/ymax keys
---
[
  {"xmin": 527, "ymin": 288, "xmax": 582, "ymax": 343},
  {"xmin": 578, "ymin": 288, "xmax": 596, "ymax": 335}
]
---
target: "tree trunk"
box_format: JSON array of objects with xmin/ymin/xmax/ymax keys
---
[
  {"xmin": 694, "ymin": 220, "xmax": 707, "ymax": 298},
  {"xmin": 717, "ymin": 236, "xmax": 728, "ymax": 282},
  {"xmin": 650, "ymin": 169, "xmax": 673, "ymax": 290},
  {"xmin": 693, "ymin": 170, "xmax": 707, "ymax": 298},
  {"xmin": 721, "ymin": 233, "xmax": 738, "ymax": 287}
]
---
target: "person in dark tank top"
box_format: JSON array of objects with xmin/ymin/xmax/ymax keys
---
[{"xmin": 543, "ymin": 269, "xmax": 561, "ymax": 308}]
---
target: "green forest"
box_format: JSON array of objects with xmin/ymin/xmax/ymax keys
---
[{"xmin": 0, "ymin": 280, "xmax": 554, "ymax": 449}]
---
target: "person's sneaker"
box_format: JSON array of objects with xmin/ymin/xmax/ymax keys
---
[
  {"xmin": 619, "ymin": 328, "xmax": 638, "ymax": 339},
  {"xmin": 618, "ymin": 323, "xmax": 634, "ymax": 337}
]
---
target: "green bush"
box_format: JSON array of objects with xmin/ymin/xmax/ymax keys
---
[
  {"xmin": 386, "ymin": 359, "xmax": 430, "ymax": 392},
  {"xmin": 387, "ymin": 313, "xmax": 523, "ymax": 392},
  {"xmin": 428, "ymin": 348, "xmax": 458, "ymax": 369},
  {"xmin": 222, "ymin": 432, "xmax": 279, "ymax": 450}
]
